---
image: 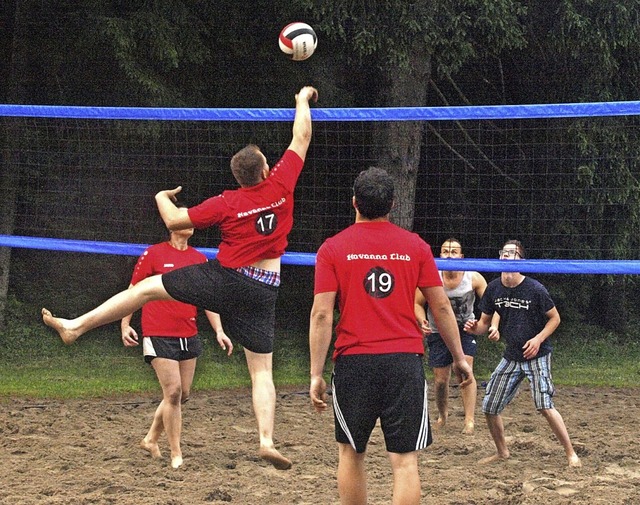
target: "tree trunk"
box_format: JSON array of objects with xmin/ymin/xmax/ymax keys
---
[
  {"xmin": 373, "ymin": 50, "xmax": 431, "ymax": 230},
  {"xmin": 0, "ymin": 0, "xmax": 27, "ymax": 330}
]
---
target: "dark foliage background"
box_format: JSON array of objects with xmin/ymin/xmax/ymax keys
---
[{"xmin": 2, "ymin": 0, "xmax": 640, "ymax": 337}]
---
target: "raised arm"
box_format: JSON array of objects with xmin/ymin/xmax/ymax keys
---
[
  {"xmin": 155, "ymin": 186, "xmax": 194, "ymax": 231},
  {"xmin": 287, "ymin": 86, "xmax": 318, "ymax": 161}
]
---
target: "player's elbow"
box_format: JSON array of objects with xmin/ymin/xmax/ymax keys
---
[
  {"xmin": 310, "ymin": 305, "xmax": 334, "ymax": 334},
  {"xmin": 310, "ymin": 308, "xmax": 331, "ymax": 325}
]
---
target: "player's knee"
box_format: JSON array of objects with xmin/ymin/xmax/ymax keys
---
[
  {"xmin": 537, "ymin": 407, "xmax": 554, "ymax": 418},
  {"xmin": 166, "ymin": 386, "xmax": 183, "ymax": 406},
  {"xmin": 435, "ymin": 381, "xmax": 448, "ymax": 396}
]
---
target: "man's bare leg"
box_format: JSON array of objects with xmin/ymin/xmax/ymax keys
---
[
  {"xmin": 479, "ymin": 412, "xmax": 510, "ymax": 464},
  {"xmin": 42, "ymin": 275, "xmax": 172, "ymax": 344},
  {"xmin": 432, "ymin": 366, "xmax": 450, "ymax": 429},
  {"xmin": 244, "ymin": 348, "xmax": 291, "ymax": 470},
  {"xmin": 460, "ymin": 355, "xmax": 477, "ymax": 434},
  {"xmin": 388, "ymin": 451, "xmax": 420, "ymax": 505},
  {"xmin": 337, "ymin": 443, "xmax": 367, "ymax": 505},
  {"xmin": 539, "ymin": 408, "xmax": 582, "ymax": 467}
]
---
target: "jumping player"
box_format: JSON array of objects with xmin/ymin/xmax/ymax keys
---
[{"xmin": 42, "ymin": 85, "xmax": 319, "ymax": 470}]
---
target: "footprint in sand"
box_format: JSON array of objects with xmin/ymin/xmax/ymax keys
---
[
  {"xmin": 604, "ymin": 463, "xmax": 640, "ymax": 479},
  {"xmin": 522, "ymin": 477, "xmax": 579, "ymax": 496}
]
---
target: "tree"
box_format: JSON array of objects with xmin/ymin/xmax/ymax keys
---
[
  {"xmin": 0, "ymin": 0, "xmax": 232, "ymax": 326},
  {"xmin": 1, "ymin": 0, "xmax": 32, "ymax": 331},
  {"xmin": 429, "ymin": 0, "xmax": 640, "ymax": 331},
  {"xmin": 293, "ymin": 0, "xmax": 527, "ymax": 229}
]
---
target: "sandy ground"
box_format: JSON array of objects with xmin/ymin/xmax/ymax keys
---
[{"xmin": 2, "ymin": 384, "xmax": 639, "ymax": 504}]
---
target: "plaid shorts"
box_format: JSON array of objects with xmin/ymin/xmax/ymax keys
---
[
  {"xmin": 235, "ymin": 265, "xmax": 280, "ymax": 287},
  {"xmin": 482, "ymin": 353, "xmax": 555, "ymax": 415}
]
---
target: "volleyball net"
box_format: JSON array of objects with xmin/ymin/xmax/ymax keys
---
[{"xmin": 2, "ymin": 101, "xmax": 640, "ymax": 274}]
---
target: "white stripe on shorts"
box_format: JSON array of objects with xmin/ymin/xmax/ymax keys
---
[
  {"xmin": 331, "ymin": 375, "xmax": 357, "ymax": 451},
  {"xmin": 142, "ymin": 337, "xmax": 157, "ymax": 358},
  {"xmin": 415, "ymin": 380, "xmax": 431, "ymax": 450}
]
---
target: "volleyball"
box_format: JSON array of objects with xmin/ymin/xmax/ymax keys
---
[{"xmin": 278, "ymin": 22, "xmax": 317, "ymax": 61}]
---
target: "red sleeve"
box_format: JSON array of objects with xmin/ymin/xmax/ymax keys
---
[
  {"xmin": 130, "ymin": 246, "xmax": 156, "ymax": 285},
  {"xmin": 268, "ymin": 150, "xmax": 304, "ymax": 193},
  {"xmin": 187, "ymin": 194, "xmax": 227, "ymax": 229},
  {"xmin": 314, "ymin": 241, "xmax": 338, "ymax": 294}
]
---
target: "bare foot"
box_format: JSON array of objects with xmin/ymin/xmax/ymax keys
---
[
  {"xmin": 171, "ymin": 455, "xmax": 184, "ymax": 469},
  {"xmin": 479, "ymin": 453, "xmax": 510, "ymax": 465},
  {"xmin": 41, "ymin": 308, "xmax": 79, "ymax": 345},
  {"xmin": 258, "ymin": 446, "xmax": 292, "ymax": 470},
  {"xmin": 140, "ymin": 438, "xmax": 162, "ymax": 459},
  {"xmin": 568, "ymin": 453, "xmax": 582, "ymax": 468},
  {"xmin": 435, "ymin": 416, "xmax": 447, "ymax": 430},
  {"xmin": 462, "ymin": 421, "xmax": 475, "ymax": 435}
]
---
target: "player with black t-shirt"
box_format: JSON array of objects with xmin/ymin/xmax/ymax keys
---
[{"xmin": 465, "ymin": 239, "xmax": 582, "ymax": 468}]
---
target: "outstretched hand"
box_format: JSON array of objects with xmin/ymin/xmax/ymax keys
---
[
  {"xmin": 162, "ymin": 186, "xmax": 182, "ymax": 202},
  {"xmin": 296, "ymin": 86, "xmax": 318, "ymax": 104},
  {"xmin": 463, "ymin": 319, "xmax": 477, "ymax": 334}
]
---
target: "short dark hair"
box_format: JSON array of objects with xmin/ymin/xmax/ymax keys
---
[
  {"xmin": 503, "ymin": 239, "xmax": 525, "ymax": 258},
  {"xmin": 353, "ymin": 167, "xmax": 394, "ymax": 219},
  {"xmin": 442, "ymin": 237, "xmax": 462, "ymax": 248},
  {"xmin": 230, "ymin": 144, "xmax": 264, "ymax": 187}
]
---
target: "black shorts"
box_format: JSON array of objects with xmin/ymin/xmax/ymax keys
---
[
  {"xmin": 426, "ymin": 330, "xmax": 477, "ymax": 368},
  {"xmin": 143, "ymin": 335, "xmax": 203, "ymax": 364},
  {"xmin": 331, "ymin": 353, "xmax": 431, "ymax": 454},
  {"xmin": 162, "ymin": 259, "xmax": 278, "ymax": 354}
]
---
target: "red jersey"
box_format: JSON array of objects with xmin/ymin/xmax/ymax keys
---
[
  {"xmin": 130, "ymin": 241, "xmax": 207, "ymax": 337},
  {"xmin": 187, "ymin": 149, "xmax": 304, "ymax": 268},
  {"xmin": 314, "ymin": 221, "xmax": 442, "ymax": 359}
]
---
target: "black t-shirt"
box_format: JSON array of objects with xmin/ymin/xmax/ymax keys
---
[{"xmin": 478, "ymin": 276, "xmax": 555, "ymax": 361}]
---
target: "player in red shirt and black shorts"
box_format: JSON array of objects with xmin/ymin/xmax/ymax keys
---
[
  {"xmin": 309, "ymin": 167, "xmax": 474, "ymax": 505},
  {"xmin": 43, "ymin": 86, "xmax": 319, "ymax": 471},
  {"xmin": 120, "ymin": 218, "xmax": 232, "ymax": 470}
]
